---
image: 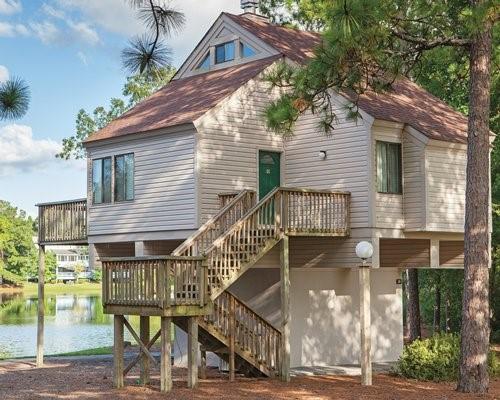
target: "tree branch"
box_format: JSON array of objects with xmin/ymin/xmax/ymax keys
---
[{"xmin": 390, "ymin": 28, "xmax": 471, "ymax": 49}]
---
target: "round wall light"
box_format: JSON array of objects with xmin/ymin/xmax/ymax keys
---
[
  {"xmin": 355, "ymin": 241, "xmax": 374, "ymax": 262},
  {"xmin": 318, "ymin": 150, "xmax": 327, "ymax": 160}
]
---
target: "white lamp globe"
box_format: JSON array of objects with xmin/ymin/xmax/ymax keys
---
[{"xmin": 355, "ymin": 241, "xmax": 374, "ymax": 261}]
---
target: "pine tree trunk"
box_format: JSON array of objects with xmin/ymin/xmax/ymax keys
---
[
  {"xmin": 457, "ymin": 0, "xmax": 492, "ymax": 393},
  {"xmin": 407, "ymin": 268, "xmax": 421, "ymax": 342},
  {"xmin": 433, "ymin": 281, "xmax": 441, "ymax": 334}
]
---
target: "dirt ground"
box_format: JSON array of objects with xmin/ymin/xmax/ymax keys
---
[{"xmin": 0, "ymin": 357, "xmax": 498, "ymax": 400}]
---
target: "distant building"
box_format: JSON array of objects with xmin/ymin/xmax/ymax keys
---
[{"xmin": 46, "ymin": 245, "xmax": 91, "ymax": 282}]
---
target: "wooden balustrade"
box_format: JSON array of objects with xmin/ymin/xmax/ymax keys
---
[
  {"xmin": 37, "ymin": 199, "xmax": 87, "ymax": 245},
  {"xmin": 204, "ymin": 187, "xmax": 350, "ymax": 298},
  {"xmin": 203, "ymin": 291, "xmax": 281, "ymax": 374},
  {"xmin": 281, "ymin": 188, "xmax": 350, "ymax": 236},
  {"xmin": 205, "ymin": 188, "xmax": 280, "ymax": 296},
  {"xmin": 218, "ymin": 192, "xmax": 239, "ymax": 209},
  {"xmin": 101, "ymin": 256, "xmax": 208, "ymax": 312},
  {"xmin": 173, "ymin": 190, "xmax": 256, "ymax": 257}
]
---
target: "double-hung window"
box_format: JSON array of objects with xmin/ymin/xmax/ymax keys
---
[
  {"xmin": 92, "ymin": 157, "xmax": 112, "ymax": 204},
  {"xmin": 215, "ymin": 41, "xmax": 235, "ymax": 64},
  {"xmin": 376, "ymin": 141, "xmax": 402, "ymax": 194},
  {"xmin": 114, "ymin": 153, "xmax": 134, "ymax": 202},
  {"xmin": 92, "ymin": 153, "xmax": 134, "ymax": 204}
]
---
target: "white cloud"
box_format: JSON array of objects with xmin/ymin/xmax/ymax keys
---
[
  {"xmin": 40, "ymin": 3, "xmax": 101, "ymax": 46},
  {"xmin": 41, "ymin": 3, "xmax": 65, "ymax": 19},
  {"xmin": 76, "ymin": 50, "xmax": 88, "ymax": 65},
  {"xmin": 0, "ymin": 65, "xmax": 8, "ymax": 82},
  {"xmin": 0, "ymin": 21, "xmax": 29, "ymax": 37},
  {"xmin": 0, "ymin": 124, "xmax": 63, "ymax": 176},
  {"xmin": 56, "ymin": 0, "xmax": 143, "ymax": 36},
  {"xmin": 68, "ymin": 20, "xmax": 100, "ymax": 45},
  {"xmin": 0, "ymin": 0, "xmax": 21, "ymax": 15},
  {"xmin": 30, "ymin": 20, "xmax": 60, "ymax": 45}
]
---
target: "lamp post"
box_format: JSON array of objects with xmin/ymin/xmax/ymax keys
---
[{"xmin": 356, "ymin": 241, "xmax": 373, "ymax": 386}]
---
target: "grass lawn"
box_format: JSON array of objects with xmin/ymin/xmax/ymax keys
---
[
  {"xmin": 53, "ymin": 346, "xmax": 113, "ymax": 357},
  {"xmin": 19, "ymin": 282, "xmax": 102, "ymax": 296}
]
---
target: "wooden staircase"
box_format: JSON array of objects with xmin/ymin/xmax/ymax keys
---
[{"xmin": 170, "ymin": 187, "xmax": 350, "ymax": 377}]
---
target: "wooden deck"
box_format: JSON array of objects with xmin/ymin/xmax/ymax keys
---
[
  {"xmin": 37, "ymin": 199, "xmax": 88, "ymax": 245},
  {"xmin": 101, "ymin": 256, "xmax": 212, "ymax": 317}
]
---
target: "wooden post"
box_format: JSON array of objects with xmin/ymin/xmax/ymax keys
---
[
  {"xmin": 36, "ymin": 244, "xmax": 45, "ymax": 368},
  {"xmin": 160, "ymin": 317, "xmax": 172, "ymax": 392},
  {"xmin": 280, "ymin": 235, "xmax": 290, "ymax": 382},
  {"xmin": 359, "ymin": 266, "xmax": 372, "ymax": 386},
  {"xmin": 187, "ymin": 317, "xmax": 198, "ymax": 388},
  {"xmin": 140, "ymin": 316, "xmax": 150, "ymax": 385},
  {"xmin": 229, "ymin": 295, "xmax": 236, "ymax": 382},
  {"xmin": 114, "ymin": 315, "xmax": 125, "ymax": 389}
]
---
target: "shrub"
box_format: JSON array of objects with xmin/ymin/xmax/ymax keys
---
[{"xmin": 396, "ymin": 333, "xmax": 499, "ymax": 381}]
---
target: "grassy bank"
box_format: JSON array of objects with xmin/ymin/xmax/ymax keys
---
[
  {"xmin": 0, "ymin": 282, "xmax": 102, "ymax": 296},
  {"xmin": 54, "ymin": 346, "xmax": 113, "ymax": 357}
]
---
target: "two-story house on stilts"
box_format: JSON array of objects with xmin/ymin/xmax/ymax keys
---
[{"xmin": 36, "ymin": 2, "xmax": 492, "ymax": 392}]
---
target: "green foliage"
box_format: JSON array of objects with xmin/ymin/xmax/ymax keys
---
[
  {"xmin": 57, "ymin": 67, "xmax": 175, "ymax": 160},
  {"xmin": 418, "ymin": 269, "xmax": 464, "ymax": 333},
  {"xmin": 91, "ymin": 267, "xmax": 102, "ymax": 282},
  {"xmin": 396, "ymin": 334, "xmax": 499, "ymax": 381},
  {"xmin": 0, "ymin": 77, "xmax": 30, "ymax": 120},
  {"xmin": 0, "ymin": 200, "xmax": 38, "ymax": 279},
  {"xmin": 259, "ymin": 0, "xmax": 498, "ymax": 135},
  {"xmin": 45, "ymin": 251, "xmax": 57, "ymax": 283},
  {"xmin": 122, "ymin": 1, "xmax": 184, "ymax": 74},
  {"xmin": 0, "ymin": 269, "xmax": 23, "ymax": 285}
]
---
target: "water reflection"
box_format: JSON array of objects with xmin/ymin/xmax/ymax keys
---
[{"xmin": 0, "ymin": 292, "xmax": 119, "ymax": 358}]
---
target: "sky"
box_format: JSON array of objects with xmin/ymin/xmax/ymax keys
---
[{"xmin": 0, "ymin": 0, "xmax": 242, "ymax": 216}]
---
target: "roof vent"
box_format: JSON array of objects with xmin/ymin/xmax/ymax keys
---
[{"xmin": 241, "ymin": 0, "xmax": 258, "ymax": 14}]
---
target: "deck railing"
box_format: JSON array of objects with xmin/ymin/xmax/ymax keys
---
[
  {"xmin": 37, "ymin": 199, "xmax": 87, "ymax": 245},
  {"xmin": 204, "ymin": 187, "xmax": 350, "ymax": 298},
  {"xmin": 173, "ymin": 190, "xmax": 256, "ymax": 257},
  {"xmin": 101, "ymin": 256, "xmax": 208, "ymax": 309},
  {"xmin": 281, "ymin": 188, "xmax": 350, "ymax": 235},
  {"xmin": 202, "ymin": 291, "xmax": 281, "ymax": 374}
]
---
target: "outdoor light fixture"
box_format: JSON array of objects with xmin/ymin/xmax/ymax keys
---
[
  {"xmin": 355, "ymin": 241, "xmax": 374, "ymax": 264},
  {"xmin": 318, "ymin": 150, "xmax": 327, "ymax": 160}
]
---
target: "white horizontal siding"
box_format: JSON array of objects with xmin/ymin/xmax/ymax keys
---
[
  {"xmin": 87, "ymin": 128, "xmax": 197, "ymax": 236},
  {"xmin": 372, "ymin": 123, "xmax": 404, "ymax": 229},
  {"xmin": 426, "ymin": 145, "xmax": 466, "ymax": 232},
  {"xmin": 195, "ymin": 77, "xmax": 283, "ymax": 222},
  {"xmin": 403, "ymin": 130, "xmax": 426, "ymax": 230},
  {"xmin": 284, "ymin": 104, "xmax": 371, "ymax": 229}
]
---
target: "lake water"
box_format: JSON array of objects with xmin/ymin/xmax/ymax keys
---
[{"xmin": 0, "ymin": 291, "xmax": 136, "ymax": 358}]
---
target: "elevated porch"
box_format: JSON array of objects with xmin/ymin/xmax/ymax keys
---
[{"xmin": 37, "ymin": 199, "xmax": 88, "ymax": 246}]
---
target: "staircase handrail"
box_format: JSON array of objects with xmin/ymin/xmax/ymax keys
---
[
  {"xmin": 203, "ymin": 186, "xmax": 282, "ymax": 256},
  {"xmin": 172, "ymin": 189, "xmax": 256, "ymax": 257}
]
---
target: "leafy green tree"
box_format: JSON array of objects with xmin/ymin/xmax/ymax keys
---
[
  {"xmin": 45, "ymin": 251, "xmax": 57, "ymax": 283},
  {"xmin": 0, "ymin": 201, "xmax": 38, "ymax": 279},
  {"xmin": 260, "ymin": 0, "xmax": 497, "ymax": 393},
  {"xmin": 57, "ymin": 67, "xmax": 175, "ymax": 160}
]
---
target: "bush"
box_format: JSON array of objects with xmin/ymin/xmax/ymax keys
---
[{"xmin": 396, "ymin": 333, "xmax": 499, "ymax": 381}]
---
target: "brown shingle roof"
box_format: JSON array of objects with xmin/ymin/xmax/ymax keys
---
[
  {"xmin": 225, "ymin": 13, "xmax": 321, "ymax": 63},
  {"xmin": 356, "ymin": 80, "xmax": 469, "ymax": 143},
  {"xmin": 85, "ymin": 56, "xmax": 281, "ymax": 143},
  {"xmin": 227, "ymin": 13, "xmax": 469, "ymax": 143},
  {"xmin": 87, "ymin": 12, "xmax": 469, "ymax": 144}
]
